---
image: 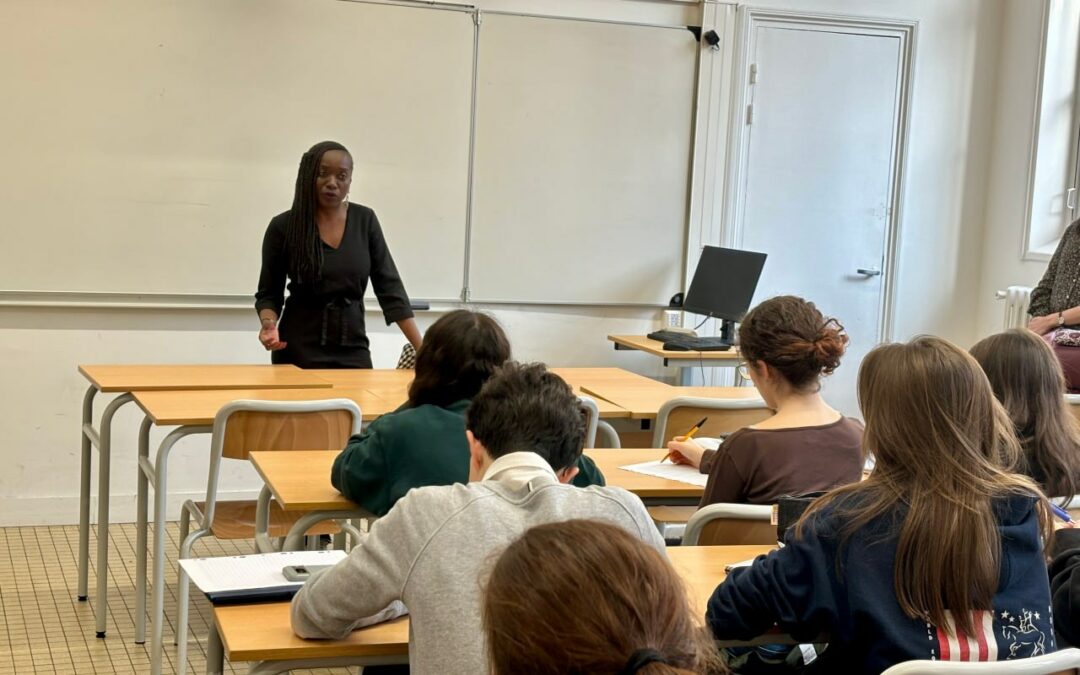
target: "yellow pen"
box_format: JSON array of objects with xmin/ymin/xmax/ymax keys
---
[{"xmin": 661, "ymin": 416, "xmax": 708, "ymax": 463}]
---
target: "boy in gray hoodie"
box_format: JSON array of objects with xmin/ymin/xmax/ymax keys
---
[{"xmin": 291, "ymin": 362, "xmax": 665, "ymax": 673}]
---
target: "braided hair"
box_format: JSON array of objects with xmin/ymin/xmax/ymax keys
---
[{"xmin": 286, "ymin": 140, "xmax": 351, "ymax": 284}]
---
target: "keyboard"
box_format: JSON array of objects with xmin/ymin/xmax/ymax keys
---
[
  {"xmin": 647, "ymin": 330, "xmax": 694, "ymax": 342},
  {"xmin": 649, "ymin": 333, "xmax": 732, "ymax": 352}
]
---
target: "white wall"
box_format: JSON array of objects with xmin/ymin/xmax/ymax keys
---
[
  {"xmin": 977, "ymin": 0, "xmax": 1058, "ymax": 340},
  {"xmin": 0, "ymin": 0, "xmax": 1013, "ymax": 525},
  {"xmin": 736, "ymin": 0, "xmax": 1004, "ymax": 346}
]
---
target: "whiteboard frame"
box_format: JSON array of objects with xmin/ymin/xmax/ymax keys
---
[{"xmin": 2, "ymin": 0, "xmax": 708, "ymax": 310}]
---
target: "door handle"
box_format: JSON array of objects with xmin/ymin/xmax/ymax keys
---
[
  {"xmin": 856, "ymin": 268, "xmax": 882, "ymax": 277},
  {"xmin": 1068, "ymin": 187, "xmax": 1078, "ymax": 211}
]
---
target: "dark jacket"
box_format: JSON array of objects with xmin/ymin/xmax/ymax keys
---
[
  {"xmin": 707, "ymin": 493, "xmax": 1056, "ymax": 674},
  {"xmin": 332, "ymin": 399, "xmax": 606, "ymax": 516},
  {"xmin": 1050, "ymin": 527, "xmax": 1080, "ymax": 647}
]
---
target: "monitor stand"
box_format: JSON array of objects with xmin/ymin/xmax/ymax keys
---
[{"xmin": 719, "ymin": 319, "xmax": 735, "ymax": 346}]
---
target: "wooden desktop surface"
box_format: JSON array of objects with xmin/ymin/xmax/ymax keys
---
[
  {"xmin": 587, "ymin": 449, "xmax": 704, "ymax": 499},
  {"xmin": 213, "ymin": 544, "xmax": 774, "ymax": 662},
  {"xmin": 580, "ymin": 383, "xmax": 763, "ymax": 420},
  {"xmin": 250, "ymin": 448, "xmax": 701, "ymax": 509},
  {"xmin": 608, "ymin": 335, "xmax": 743, "ymax": 362},
  {"xmin": 250, "ymin": 451, "xmax": 355, "ymax": 512},
  {"xmin": 316, "ymin": 368, "xmax": 633, "ymax": 419},
  {"xmin": 133, "ymin": 387, "xmax": 398, "ymax": 426},
  {"xmin": 77, "ymin": 364, "xmax": 332, "ymax": 393}
]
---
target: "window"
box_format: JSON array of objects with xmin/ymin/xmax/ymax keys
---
[{"xmin": 1025, "ymin": 0, "xmax": 1080, "ymax": 259}]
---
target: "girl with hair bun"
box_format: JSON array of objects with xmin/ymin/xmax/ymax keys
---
[{"xmin": 667, "ymin": 295, "xmax": 864, "ymax": 507}]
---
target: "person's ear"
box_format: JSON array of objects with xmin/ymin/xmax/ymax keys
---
[
  {"xmin": 467, "ymin": 430, "xmax": 486, "ymax": 481},
  {"xmin": 556, "ymin": 466, "xmax": 580, "ymax": 484}
]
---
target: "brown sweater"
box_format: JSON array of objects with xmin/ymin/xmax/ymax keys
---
[{"xmin": 697, "ymin": 417, "xmax": 864, "ymax": 507}]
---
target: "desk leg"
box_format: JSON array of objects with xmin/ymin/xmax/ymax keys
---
[
  {"xmin": 134, "ymin": 416, "xmax": 152, "ymax": 644},
  {"xmin": 77, "ymin": 385, "xmax": 97, "ymax": 602},
  {"xmin": 205, "ymin": 615, "xmax": 224, "ymax": 675},
  {"xmin": 149, "ymin": 425, "xmax": 210, "ymax": 675},
  {"xmin": 94, "ymin": 393, "xmax": 134, "ymax": 638}
]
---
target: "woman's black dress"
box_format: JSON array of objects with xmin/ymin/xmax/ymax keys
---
[{"xmin": 255, "ymin": 203, "xmax": 413, "ymax": 368}]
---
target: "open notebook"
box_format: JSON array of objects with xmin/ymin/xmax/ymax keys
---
[{"xmin": 179, "ymin": 549, "xmax": 347, "ymax": 603}]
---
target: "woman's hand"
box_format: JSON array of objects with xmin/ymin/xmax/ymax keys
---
[
  {"xmin": 666, "ymin": 436, "xmax": 707, "ymax": 469},
  {"xmin": 1029, "ymin": 315, "xmax": 1059, "ymax": 336},
  {"xmin": 259, "ymin": 324, "xmax": 287, "ymax": 351}
]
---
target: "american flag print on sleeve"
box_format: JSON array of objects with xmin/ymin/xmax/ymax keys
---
[{"xmin": 926, "ymin": 607, "xmax": 1055, "ymax": 662}]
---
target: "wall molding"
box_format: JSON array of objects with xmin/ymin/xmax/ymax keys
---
[{"xmin": 0, "ymin": 489, "xmax": 260, "ymax": 528}]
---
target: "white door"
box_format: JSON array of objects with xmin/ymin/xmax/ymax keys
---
[{"xmin": 736, "ymin": 24, "xmax": 903, "ymax": 417}]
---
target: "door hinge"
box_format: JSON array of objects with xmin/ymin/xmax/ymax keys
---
[
  {"xmin": 749, "ymin": 63, "xmax": 758, "ymax": 84},
  {"xmin": 746, "ymin": 103, "xmax": 754, "ymax": 125},
  {"xmin": 473, "ymin": 9, "xmax": 482, "ymax": 26}
]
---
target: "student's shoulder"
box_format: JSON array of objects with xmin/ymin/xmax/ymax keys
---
[
  {"xmin": 389, "ymin": 482, "xmax": 493, "ymax": 526},
  {"xmin": 365, "ymin": 401, "xmax": 463, "ymax": 433}
]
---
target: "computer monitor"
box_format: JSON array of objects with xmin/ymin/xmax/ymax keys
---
[{"xmin": 682, "ymin": 246, "xmax": 767, "ymax": 327}]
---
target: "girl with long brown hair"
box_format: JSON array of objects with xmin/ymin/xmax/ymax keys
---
[
  {"xmin": 667, "ymin": 295, "xmax": 863, "ymax": 507},
  {"xmin": 971, "ymin": 328, "xmax": 1080, "ymax": 501},
  {"xmin": 706, "ymin": 336, "xmax": 1056, "ymax": 672},
  {"xmin": 483, "ymin": 519, "xmax": 727, "ymax": 675}
]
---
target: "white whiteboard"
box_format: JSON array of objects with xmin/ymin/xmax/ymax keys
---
[
  {"xmin": 0, "ymin": 0, "xmax": 473, "ymax": 302},
  {"xmin": 467, "ymin": 14, "xmax": 697, "ymax": 305}
]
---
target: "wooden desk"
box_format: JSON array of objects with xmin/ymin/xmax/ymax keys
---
[
  {"xmin": 250, "ymin": 449, "xmax": 701, "ymax": 510},
  {"xmin": 74, "ymin": 363, "xmax": 331, "ymax": 641},
  {"xmin": 588, "ymin": 449, "xmax": 703, "ymax": 504},
  {"xmin": 133, "ymin": 387, "xmax": 397, "ymax": 426},
  {"xmin": 250, "ymin": 451, "xmax": 354, "ymax": 512},
  {"xmin": 609, "ymin": 334, "xmax": 742, "ymax": 362},
  {"xmin": 316, "ymin": 367, "xmax": 636, "ymax": 420},
  {"xmin": 608, "ymin": 335, "xmax": 743, "ymax": 385},
  {"xmin": 208, "ymin": 544, "xmax": 774, "ymax": 672},
  {"xmin": 581, "ymin": 383, "xmax": 762, "ymax": 420},
  {"xmin": 131, "ymin": 384, "xmax": 394, "ymax": 675},
  {"xmin": 78, "ymin": 364, "xmax": 331, "ymax": 392},
  {"xmin": 307, "ymin": 368, "xmax": 415, "ymax": 390}
]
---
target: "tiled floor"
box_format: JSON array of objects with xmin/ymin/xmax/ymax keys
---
[{"xmin": 0, "ymin": 522, "xmax": 353, "ymax": 674}]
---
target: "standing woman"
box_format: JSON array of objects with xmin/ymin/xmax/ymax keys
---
[
  {"xmin": 1028, "ymin": 219, "xmax": 1080, "ymax": 390},
  {"xmin": 255, "ymin": 141, "xmax": 422, "ymax": 368}
]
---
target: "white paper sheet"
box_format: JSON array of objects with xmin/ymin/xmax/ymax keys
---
[
  {"xmin": 618, "ymin": 460, "xmax": 709, "ymax": 487},
  {"xmin": 179, "ymin": 549, "xmax": 347, "ymax": 594}
]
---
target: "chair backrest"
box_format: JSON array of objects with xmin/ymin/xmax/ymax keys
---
[
  {"xmin": 682, "ymin": 503, "xmax": 774, "ymax": 546},
  {"xmin": 578, "ymin": 395, "xmax": 600, "ymax": 449},
  {"xmin": 204, "ymin": 399, "xmax": 363, "ymax": 525},
  {"xmin": 881, "ymin": 648, "xmax": 1080, "ymax": 674},
  {"xmin": 396, "ymin": 343, "xmax": 416, "ymax": 369},
  {"xmin": 1000, "ymin": 285, "xmax": 1034, "ymax": 331},
  {"xmin": 652, "ymin": 396, "xmax": 772, "ymax": 447}
]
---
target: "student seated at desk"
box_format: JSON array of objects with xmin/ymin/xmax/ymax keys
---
[
  {"xmin": 666, "ymin": 296, "xmax": 863, "ymax": 507},
  {"xmin": 291, "ymin": 362, "xmax": 665, "ymax": 673},
  {"xmin": 1050, "ymin": 522, "xmax": 1080, "ymax": 647},
  {"xmin": 706, "ymin": 337, "xmax": 1056, "ymax": 672},
  {"xmin": 483, "ymin": 519, "xmax": 727, "ymax": 675},
  {"xmin": 971, "ymin": 329, "xmax": 1080, "ymax": 502},
  {"xmin": 331, "ymin": 309, "xmax": 604, "ymax": 516}
]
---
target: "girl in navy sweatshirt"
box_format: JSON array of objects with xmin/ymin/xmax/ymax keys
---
[{"xmin": 706, "ymin": 336, "xmax": 1056, "ymax": 674}]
